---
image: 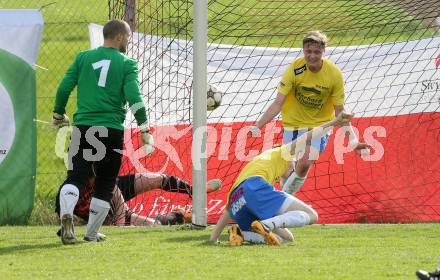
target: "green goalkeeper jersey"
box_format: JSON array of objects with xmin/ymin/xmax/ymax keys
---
[{"xmin": 53, "ymin": 46, "xmax": 147, "ymax": 130}]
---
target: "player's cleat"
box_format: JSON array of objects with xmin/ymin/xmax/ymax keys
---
[
  {"xmin": 57, "ymin": 229, "xmax": 106, "ymax": 242},
  {"xmin": 251, "ymin": 220, "xmax": 281, "ymax": 246},
  {"xmin": 206, "ymin": 179, "xmax": 222, "ymax": 193},
  {"xmin": 416, "ymin": 268, "xmax": 440, "ymax": 280},
  {"xmin": 228, "ymin": 225, "xmax": 244, "ymax": 246},
  {"xmin": 60, "ymin": 214, "xmax": 76, "ymax": 245},
  {"xmin": 83, "ymin": 232, "xmax": 106, "ymax": 242}
]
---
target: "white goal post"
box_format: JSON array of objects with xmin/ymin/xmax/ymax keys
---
[{"xmin": 192, "ymin": 0, "xmax": 208, "ymax": 228}]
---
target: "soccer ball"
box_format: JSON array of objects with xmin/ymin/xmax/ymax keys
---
[{"xmin": 207, "ymin": 84, "xmax": 223, "ymax": 111}]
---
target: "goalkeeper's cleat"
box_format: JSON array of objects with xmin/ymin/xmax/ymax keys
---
[
  {"xmin": 251, "ymin": 220, "xmax": 281, "ymax": 246},
  {"xmin": 57, "ymin": 229, "xmax": 106, "ymax": 242},
  {"xmin": 60, "ymin": 214, "xmax": 76, "ymax": 245},
  {"xmin": 228, "ymin": 225, "xmax": 244, "ymax": 246},
  {"xmin": 206, "ymin": 179, "xmax": 222, "ymax": 193},
  {"xmin": 83, "ymin": 232, "xmax": 106, "ymax": 242},
  {"xmin": 416, "ymin": 268, "xmax": 440, "ymax": 280}
]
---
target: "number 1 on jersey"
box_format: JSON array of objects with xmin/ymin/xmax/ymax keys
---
[{"xmin": 92, "ymin": 60, "xmax": 111, "ymax": 87}]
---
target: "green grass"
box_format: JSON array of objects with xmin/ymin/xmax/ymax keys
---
[
  {"xmin": 0, "ymin": 0, "xmax": 438, "ymax": 224},
  {"xmin": 144, "ymin": 0, "xmax": 438, "ymax": 47},
  {"xmin": 0, "ymin": 224, "xmax": 439, "ymax": 279},
  {"xmin": 0, "ymin": 2, "xmax": 438, "ymax": 278}
]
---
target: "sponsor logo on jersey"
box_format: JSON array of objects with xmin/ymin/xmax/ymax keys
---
[
  {"xmin": 231, "ymin": 196, "xmax": 246, "ymax": 216},
  {"xmin": 229, "ymin": 187, "xmax": 244, "ymax": 204},
  {"xmin": 296, "ymin": 93, "xmax": 322, "ymax": 109},
  {"xmin": 316, "ymin": 84, "xmax": 329, "ymax": 90},
  {"xmin": 294, "ymin": 64, "xmax": 307, "ymax": 75},
  {"xmin": 302, "ymin": 86, "xmax": 321, "ymax": 95}
]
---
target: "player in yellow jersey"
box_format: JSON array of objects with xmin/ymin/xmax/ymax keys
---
[
  {"xmin": 250, "ymin": 31, "xmax": 370, "ymax": 195},
  {"xmin": 210, "ymin": 112, "xmax": 355, "ymax": 246}
]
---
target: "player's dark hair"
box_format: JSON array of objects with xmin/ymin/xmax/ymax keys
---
[{"xmin": 103, "ymin": 19, "xmax": 129, "ymax": 39}]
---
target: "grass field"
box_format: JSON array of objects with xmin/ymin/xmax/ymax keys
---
[
  {"xmin": 152, "ymin": 0, "xmax": 438, "ymax": 47},
  {"xmin": 0, "ymin": 0, "xmax": 436, "ymax": 225},
  {"xmin": 1, "ymin": 1, "xmax": 440, "ymax": 278},
  {"xmin": 1, "ymin": 224, "xmax": 439, "ymax": 279}
]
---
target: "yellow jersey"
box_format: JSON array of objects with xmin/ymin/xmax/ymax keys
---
[
  {"xmin": 227, "ymin": 145, "xmax": 294, "ymax": 204},
  {"xmin": 277, "ymin": 57, "xmax": 345, "ymax": 130}
]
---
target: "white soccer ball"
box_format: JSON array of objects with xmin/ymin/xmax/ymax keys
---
[{"xmin": 207, "ymin": 84, "xmax": 223, "ymax": 111}]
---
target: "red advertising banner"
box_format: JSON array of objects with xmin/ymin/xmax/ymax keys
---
[{"xmin": 122, "ymin": 113, "xmax": 440, "ymax": 224}]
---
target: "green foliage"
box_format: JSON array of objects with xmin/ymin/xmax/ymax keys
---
[{"xmin": 0, "ymin": 224, "xmax": 439, "ymax": 279}]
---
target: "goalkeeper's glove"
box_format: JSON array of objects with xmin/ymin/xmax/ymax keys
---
[
  {"xmin": 140, "ymin": 126, "xmax": 154, "ymax": 156},
  {"xmin": 52, "ymin": 112, "xmax": 70, "ymax": 129}
]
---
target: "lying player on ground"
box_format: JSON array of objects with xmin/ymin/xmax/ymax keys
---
[
  {"xmin": 56, "ymin": 171, "xmax": 221, "ymax": 236},
  {"xmin": 209, "ymin": 112, "xmax": 356, "ymax": 246}
]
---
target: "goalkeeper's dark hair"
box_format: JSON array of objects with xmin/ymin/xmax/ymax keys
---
[{"xmin": 103, "ymin": 19, "xmax": 130, "ymax": 39}]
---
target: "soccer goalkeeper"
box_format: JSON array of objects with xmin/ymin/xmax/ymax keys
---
[
  {"xmin": 53, "ymin": 19, "xmax": 153, "ymax": 245},
  {"xmin": 55, "ymin": 170, "xmax": 222, "ymax": 239},
  {"xmin": 210, "ymin": 112, "xmax": 355, "ymax": 246}
]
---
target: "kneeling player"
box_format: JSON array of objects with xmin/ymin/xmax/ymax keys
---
[{"xmin": 209, "ymin": 112, "xmax": 355, "ymax": 246}]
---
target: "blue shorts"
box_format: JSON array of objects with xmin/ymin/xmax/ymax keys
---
[
  {"xmin": 228, "ymin": 176, "xmax": 288, "ymax": 231},
  {"xmin": 283, "ymin": 129, "xmax": 330, "ymax": 153}
]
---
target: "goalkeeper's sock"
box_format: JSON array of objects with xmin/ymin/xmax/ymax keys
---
[
  {"xmin": 282, "ymin": 172, "xmax": 306, "ymax": 195},
  {"xmin": 261, "ymin": 210, "xmax": 310, "ymax": 230},
  {"xmin": 161, "ymin": 175, "xmax": 192, "ymax": 196},
  {"xmin": 59, "ymin": 184, "xmax": 79, "ymax": 217},
  {"xmin": 84, "ymin": 198, "xmax": 110, "ymax": 240}
]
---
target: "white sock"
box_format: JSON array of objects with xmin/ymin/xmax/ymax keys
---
[
  {"xmin": 282, "ymin": 172, "xmax": 306, "ymax": 195},
  {"xmin": 262, "ymin": 210, "xmax": 310, "ymax": 230},
  {"xmin": 243, "ymin": 231, "xmax": 265, "ymax": 243},
  {"xmin": 59, "ymin": 184, "xmax": 79, "ymax": 218},
  {"xmin": 85, "ymin": 197, "xmax": 110, "ymax": 239},
  {"xmin": 243, "ymin": 231, "xmax": 284, "ymax": 244},
  {"xmin": 277, "ymin": 228, "xmax": 294, "ymax": 243}
]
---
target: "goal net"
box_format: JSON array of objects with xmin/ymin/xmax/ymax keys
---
[{"xmin": 104, "ymin": 0, "xmax": 440, "ymax": 224}]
